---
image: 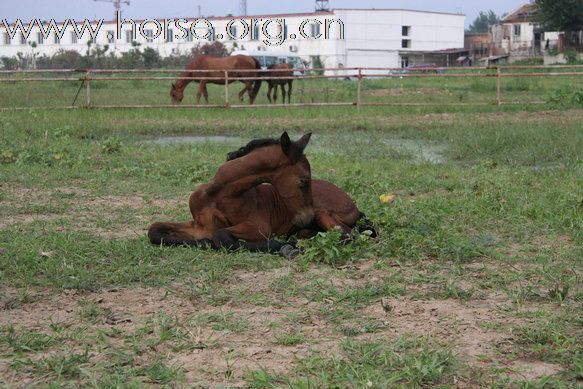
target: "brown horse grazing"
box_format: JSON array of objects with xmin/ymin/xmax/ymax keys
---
[
  {"xmin": 148, "ymin": 132, "xmax": 313, "ymax": 255},
  {"xmin": 266, "ymin": 63, "xmax": 294, "ymax": 104},
  {"xmin": 227, "ymin": 139, "xmax": 377, "ymax": 240},
  {"xmin": 170, "ymin": 55, "xmax": 262, "ymax": 105}
]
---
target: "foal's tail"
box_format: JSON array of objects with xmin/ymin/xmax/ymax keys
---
[
  {"xmin": 148, "ymin": 221, "xmax": 214, "ymax": 248},
  {"xmin": 356, "ymin": 212, "xmax": 378, "ymax": 238},
  {"xmin": 251, "ymin": 57, "xmax": 263, "ymax": 98}
]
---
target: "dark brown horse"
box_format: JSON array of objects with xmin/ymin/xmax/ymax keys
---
[
  {"xmin": 266, "ymin": 63, "xmax": 294, "ymax": 104},
  {"xmin": 170, "ymin": 55, "xmax": 262, "ymax": 105},
  {"xmin": 227, "ymin": 139, "xmax": 376, "ymax": 240},
  {"xmin": 148, "ymin": 133, "xmax": 313, "ymax": 255}
]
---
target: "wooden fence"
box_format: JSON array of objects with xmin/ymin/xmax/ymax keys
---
[{"xmin": 0, "ymin": 65, "xmax": 582, "ymax": 111}]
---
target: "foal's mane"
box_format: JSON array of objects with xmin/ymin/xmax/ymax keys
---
[{"xmin": 226, "ymin": 138, "xmax": 280, "ymax": 161}]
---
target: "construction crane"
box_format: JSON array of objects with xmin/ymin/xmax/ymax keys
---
[{"xmin": 94, "ymin": 0, "xmax": 131, "ymax": 20}]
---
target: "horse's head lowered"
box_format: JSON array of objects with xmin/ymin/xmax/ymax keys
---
[
  {"xmin": 225, "ymin": 132, "xmax": 314, "ymax": 228},
  {"xmin": 170, "ymin": 83, "xmax": 184, "ymax": 104}
]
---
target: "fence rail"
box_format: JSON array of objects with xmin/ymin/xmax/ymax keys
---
[{"xmin": 1, "ymin": 64, "xmax": 583, "ymax": 110}]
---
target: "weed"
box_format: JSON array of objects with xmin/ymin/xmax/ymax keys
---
[{"xmin": 298, "ymin": 229, "xmax": 372, "ymax": 267}]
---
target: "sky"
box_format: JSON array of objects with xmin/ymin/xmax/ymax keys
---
[{"xmin": 1, "ymin": 0, "xmax": 527, "ymax": 27}]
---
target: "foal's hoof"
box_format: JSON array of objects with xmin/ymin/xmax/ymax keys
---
[{"xmin": 280, "ymin": 244, "xmax": 301, "ymax": 260}]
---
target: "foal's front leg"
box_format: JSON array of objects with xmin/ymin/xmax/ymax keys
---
[{"xmin": 213, "ymin": 221, "xmax": 297, "ymax": 257}]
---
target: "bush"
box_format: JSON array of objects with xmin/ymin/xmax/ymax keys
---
[
  {"xmin": 564, "ymin": 49, "xmax": 582, "ymax": 65},
  {"xmin": 3, "ymin": 42, "xmax": 230, "ymax": 70},
  {"xmin": 548, "ymin": 86, "xmax": 583, "ymax": 106}
]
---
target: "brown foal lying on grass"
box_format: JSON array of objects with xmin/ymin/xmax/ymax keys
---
[{"xmin": 149, "ymin": 133, "xmax": 375, "ymax": 257}]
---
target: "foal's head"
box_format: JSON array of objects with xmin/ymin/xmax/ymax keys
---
[
  {"xmin": 227, "ymin": 132, "xmax": 314, "ymax": 227},
  {"xmin": 170, "ymin": 83, "xmax": 184, "ymax": 104}
]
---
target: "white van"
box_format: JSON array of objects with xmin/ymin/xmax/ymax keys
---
[{"xmin": 231, "ymin": 50, "xmax": 305, "ymax": 75}]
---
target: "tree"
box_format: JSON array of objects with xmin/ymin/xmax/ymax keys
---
[
  {"xmin": 191, "ymin": 41, "xmax": 230, "ymax": 57},
  {"xmin": 535, "ymin": 0, "xmax": 583, "ymax": 46},
  {"xmin": 467, "ymin": 10, "xmax": 500, "ymax": 33}
]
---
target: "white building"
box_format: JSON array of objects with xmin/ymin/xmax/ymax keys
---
[{"xmin": 0, "ymin": 8, "xmax": 464, "ymax": 69}]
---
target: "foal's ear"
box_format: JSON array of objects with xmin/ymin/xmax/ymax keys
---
[
  {"xmin": 280, "ymin": 131, "xmax": 292, "ymax": 155},
  {"xmin": 296, "ymin": 132, "xmax": 312, "ymax": 150}
]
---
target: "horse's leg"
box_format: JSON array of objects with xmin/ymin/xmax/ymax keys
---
[
  {"xmin": 212, "ymin": 221, "xmax": 295, "ymax": 257},
  {"xmin": 314, "ymin": 209, "xmax": 352, "ymax": 240},
  {"xmin": 148, "ymin": 221, "xmax": 214, "ymax": 248},
  {"xmin": 273, "ymin": 84, "xmax": 278, "ymax": 104},
  {"xmin": 195, "ymin": 82, "xmax": 204, "ymax": 104},
  {"xmin": 202, "ymin": 81, "xmax": 209, "ymax": 104},
  {"xmin": 280, "ymin": 83, "xmax": 286, "ymax": 104},
  {"xmin": 238, "ymin": 86, "xmax": 245, "ymax": 102},
  {"xmin": 287, "ymin": 81, "xmax": 293, "ymax": 104},
  {"xmin": 245, "ymin": 81, "xmax": 255, "ymax": 104},
  {"xmin": 266, "ymin": 83, "xmax": 273, "ymax": 104}
]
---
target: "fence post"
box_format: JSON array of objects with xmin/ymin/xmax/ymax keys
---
[
  {"xmin": 85, "ymin": 70, "xmax": 92, "ymax": 108},
  {"xmin": 496, "ymin": 66, "xmax": 501, "ymax": 106},
  {"xmin": 356, "ymin": 68, "xmax": 363, "ymax": 110},
  {"xmin": 224, "ymin": 70, "xmax": 229, "ymax": 107}
]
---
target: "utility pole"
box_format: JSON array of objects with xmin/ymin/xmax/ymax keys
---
[
  {"xmin": 93, "ymin": 0, "xmax": 131, "ymax": 20},
  {"xmin": 240, "ymin": 0, "xmax": 248, "ymax": 16},
  {"xmin": 198, "ymin": 5, "xmax": 202, "ymax": 17}
]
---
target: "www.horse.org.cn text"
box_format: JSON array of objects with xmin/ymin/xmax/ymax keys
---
[{"xmin": 1, "ymin": 12, "xmax": 345, "ymax": 47}]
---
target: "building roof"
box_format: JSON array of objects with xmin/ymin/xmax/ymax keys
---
[
  {"xmin": 332, "ymin": 8, "xmax": 464, "ymax": 16},
  {"xmin": 502, "ymin": 3, "xmax": 537, "ymax": 24}
]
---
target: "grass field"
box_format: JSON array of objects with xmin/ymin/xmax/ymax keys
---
[{"xmin": 0, "ymin": 101, "xmax": 582, "ymax": 387}]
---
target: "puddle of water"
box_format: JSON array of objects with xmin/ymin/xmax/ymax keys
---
[
  {"xmin": 144, "ymin": 135, "xmax": 242, "ymax": 145},
  {"xmin": 383, "ymin": 139, "xmax": 447, "ymax": 164}
]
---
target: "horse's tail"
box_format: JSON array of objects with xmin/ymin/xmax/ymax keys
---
[
  {"xmin": 148, "ymin": 221, "xmax": 214, "ymax": 248},
  {"xmin": 251, "ymin": 57, "xmax": 263, "ymax": 97},
  {"xmin": 356, "ymin": 212, "xmax": 378, "ymax": 238}
]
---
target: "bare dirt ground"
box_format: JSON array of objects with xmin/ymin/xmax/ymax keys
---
[{"xmin": 0, "ymin": 263, "xmax": 566, "ymax": 387}]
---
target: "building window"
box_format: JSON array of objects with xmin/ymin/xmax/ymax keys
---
[
  {"xmin": 401, "ymin": 39, "xmax": 411, "ymax": 49},
  {"xmin": 513, "ymin": 24, "xmax": 521, "ymax": 37},
  {"xmin": 310, "ymin": 23, "xmax": 320, "ymax": 38},
  {"xmin": 401, "ymin": 56, "xmax": 409, "ymax": 68},
  {"xmin": 4, "ymin": 33, "xmax": 11, "ymax": 45},
  {"xmin": 125, "ymin": 30, "xmax": 133, "ymax": 43},
  {"xmin": 20, "ymin": 34, "xmax": 27, "ymax": 45},
  {"xmin": 71, "ymin": 32, "xmax": 78, "ymax": 44},
  {"xmin": 229, "ymin": 25, "xmax": 237, "ymax": 40},
  {"xmin": 251, "ymin": 24, "xmax": 259, "ymax": 40},
  {"xmin": 512, "ymin": 24, "xmax": 522, "ymax": 42},
  {"xmin": 107, "ymin": 30, "xmax": 114, "ymax": 44},
  {"xmin": 166, "ymin": 28, "xmax": 174, "ymax": 43},
  {"xmin": 402, "ymin": 26, "xmax": 411, "ymax": 37},
  {"xmin": 145, "ymin": 29, "xmax": 154, "ymax": 43},
  {"xmin": 185, "ymin": 30, "xmax": 193, "ymax": 42},
  {"xmin": 54, "ymin": 33, "xmax": 61, "ymax": 44},
  {"xmin": 37, "ymin": 32, "xmax": 44, "ymax": 45}
]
